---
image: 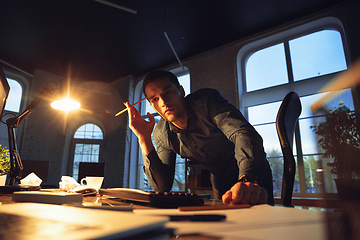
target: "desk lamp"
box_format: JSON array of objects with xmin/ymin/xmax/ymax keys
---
[{"xmin": 0, "ymin": 80, "xmax": 80, "ymax": 193}]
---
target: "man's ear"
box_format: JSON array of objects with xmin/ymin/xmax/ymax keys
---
[{"xmin": 179, "ymin": 86, "xmax": 185, "ymax": 97}]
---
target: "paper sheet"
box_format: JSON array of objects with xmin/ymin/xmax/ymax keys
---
[{"xmin": 134, "ymin": 205, "xmax": 327, "ymax": 240}]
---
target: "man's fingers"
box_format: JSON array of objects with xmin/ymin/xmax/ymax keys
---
[
  {"xmin": 230, "ymin": 183, "xmax": 243, "ymax": 204},
  {"xmin": 124, "ymin": 102, "xmax": 140, "ymax": 118},
  {"xmin": 222, "ymin": 182, "xmax": 268, "ymax": 205},
  {"xmin": 124, "ymin": 102, "xmax": 132, "ymax": 116},
  {"xmin": 249, "ymin": 184, "xmax": 261, "ymax": 205},
  {"xmin": 240, "ymin": 182, "xmax": 252, "ymax": 204},
  {"xmin": 147, "ymin": 112, "xmax": 155, "ymax": 123},
  {"xmin": 222, "ymin": 190, "xmax": 232, "ymax": 204}
]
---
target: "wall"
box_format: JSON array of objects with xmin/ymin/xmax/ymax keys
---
[
  {"xmin": 18, "ymin": 69, "xmax": 132, "ymax": 188},
  {"xmin": 15, "ymin": 0, "xmax": 360, "ymax": 189}
]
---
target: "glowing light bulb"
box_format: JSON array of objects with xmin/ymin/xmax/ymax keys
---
[{"xmin": 51, "ymin": 98, "xmax": 80, "ymax": 111}]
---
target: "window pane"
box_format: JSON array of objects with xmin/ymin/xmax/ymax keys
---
[
  {"xmin": 268, "ymin": 156, "xmax": 283, "ymax": 195},
  {"xmin": 290, "ymin": 30, "xmax": 347, "ymax": 81},
  {"xmin": 248, "ymin": 101, "xmax": 281, "ymax": 125},
  {"xmin": 269, "ymin": 156, "xmax": 300, "ymax": 196},
  {"xmin": 4, "ymin": 79, "xmax": 22, "ymax": 112},
  {"xmin": 173, "ymin": 159, "xmax": 185, "ymax": 191},
  {"xmin": 74, "ymin": 123, "xmax": 103, "ymax": 139},
  {"xmin": 73, "ymin": 143, "xmax": 100, "ymax": 180},
  {"xmin": 253, "ymin": 124, "xmax": 281, "ymax": 154},
  {"xmin": 178, "ymin": 74, "xmax": 190, "ymax": 96},
  {"xmin": 144, "ymin": 97, "xmax": 153, "ymax": 115},
  {"xmin": 246, "ymin": 43, "xmax": 288, "ymax": 92},
  {"xmin": 299, "ymin": 89, "xmax": 354, "ymax": 154},
  {"xmin": 248, "ymin": 102, "xmax": 282, "ymax": 155},
  {"xmin": 299, "ymin": 119, "xmax": 320, "ymax": 155},
  {"xmin": 303, "ymin": 155, "xmax": 327, "ymax": 193}
]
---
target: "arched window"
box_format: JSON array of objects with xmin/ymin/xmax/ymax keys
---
[
  {"xmin": 4, "ymin": 79, "xmax": 22, "ymax": 113},
  {"xmin": 237, "ymin": 17, "xmax": 354, "ymax": 197},
  {"xmin": 72, "ymin": 123, "xmax": 103, "ymax": 180},
  {"xmin": 0, "ymin": 73, "xmax": 26, "ymax": 149}
]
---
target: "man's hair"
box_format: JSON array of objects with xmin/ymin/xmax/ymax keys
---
[{"xmin": 142, "ymin": 70, "xmax": 180, "ymax": 96}]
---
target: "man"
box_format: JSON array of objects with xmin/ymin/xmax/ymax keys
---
[{"xmin": 125, "ymin": 70, "xmax": 274, "ymax": 205}]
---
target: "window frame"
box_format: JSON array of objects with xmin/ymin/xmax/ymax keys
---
[
  {"xmin": 0, "ymin": 69, "xmax": 30, "ymax": 149},
  {"xmin": 237, "ymin": 17, "xmax": 354, "ymax": 198},
  {"xmin": 3, "ymin": 69, "xmax": 29, "ymax": 114},
  {"xmin": 68, "ymin": 123, "xmax": 104, "ymax": 179}
]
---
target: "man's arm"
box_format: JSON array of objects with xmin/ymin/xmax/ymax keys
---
[
  {"xmin": 125, "ymin": 102, "xmax": 176, "ymax": 192},
  {"xmin": 205, "ymin": 90, "xmax": 273, "ymax": 204},
  {"xmin": 143, "ymin": 148, "xmax": 176, "ymax": 192}
]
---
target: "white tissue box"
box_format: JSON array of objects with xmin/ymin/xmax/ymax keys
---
[{"xmin": 12, "ymin": 191, "xmax": 83, "ymax": 205}]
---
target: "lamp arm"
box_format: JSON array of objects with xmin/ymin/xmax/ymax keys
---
[
  {"xmin": 7, "ymin": 86, "xmax": 58, "ymax": 128},
  {"xmin": 5, "ymin": 85, "xmax": 58, "ymax": 186},
  {"xmin": 7, "ymin": 126, "xmax": 22, "ymax": 186}
]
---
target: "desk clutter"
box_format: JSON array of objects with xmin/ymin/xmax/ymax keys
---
[
  {"xmin": 11, "ymin": 188, "xmax": 206, "ymax": 208},
  {"xmin": 6, "ymin": 174, "xmax": 205, "ymax": 208},
  {"xmin": 9, "ymin": 175, "xmax": 101, "ymax": 204}
]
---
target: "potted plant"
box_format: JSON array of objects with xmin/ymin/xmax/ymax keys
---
[
  {"xmin": 0, "ymin": 145, "xmax": 10, "ymax": 186},
  {"xmin": 311, "ymin": 103, "xmax": 360, "ymax": 196}
]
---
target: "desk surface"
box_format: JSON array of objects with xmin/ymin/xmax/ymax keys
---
[
  {"xmin": 0, "ymin": 193, "xmax": 334, "ymax": 240},
  {"xmin": 134, "ymin": 204, "xmax": 328, "ymax": 240}
]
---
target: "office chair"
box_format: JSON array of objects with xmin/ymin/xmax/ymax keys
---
[{"xmin": 276, "ymin": 91, "xmax": 302, "ymax": 207}]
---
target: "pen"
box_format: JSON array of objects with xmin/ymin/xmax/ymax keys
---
[
  {"xmin": 169, "ymin": 214, "xmax": 226, "ymax": 221},
  {"xmin": 179, "ymin": 204, "xmax": 251, "ymax": 211},
  {"xmin": 115, "ymin": 97, "xmax": 147, "ymax": 116}
]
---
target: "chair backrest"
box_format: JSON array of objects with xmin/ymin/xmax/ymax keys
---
[
  {"xmin": 276, "ymin": 91, "xmax": 302, "ymax": 207},
  {"xmin": 78, "ymin": 162, "xmax": 105, "ymax": 181}
]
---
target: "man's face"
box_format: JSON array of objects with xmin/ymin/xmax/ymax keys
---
[{"xmin": 145, "ymin": 78, "xmax": 186, "ymax": 123}]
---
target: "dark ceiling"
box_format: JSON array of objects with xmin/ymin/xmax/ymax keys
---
[{"xmin": 0, "ymin": 0, "xmax": 348, "ymax": 82}]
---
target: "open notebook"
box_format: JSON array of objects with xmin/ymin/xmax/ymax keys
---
[{"xmin": 0, "ymin": 203, "xmax": 170, "ymax": 240}]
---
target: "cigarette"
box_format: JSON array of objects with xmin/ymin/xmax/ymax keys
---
[{"xmin": 115, "ymin": 97, "xmax": 147, "ymax": 116}]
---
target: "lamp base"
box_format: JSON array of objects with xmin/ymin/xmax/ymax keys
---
[{"xmin": 0, "ymin": 185, "xmax": 41, "ymax": 194}]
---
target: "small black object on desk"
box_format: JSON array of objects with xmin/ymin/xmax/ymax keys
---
[{"xmin": 169, "ymin": 214, "xmax": 226, "ymax": 222}]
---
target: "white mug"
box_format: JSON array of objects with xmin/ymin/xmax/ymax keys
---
[{"xmin": 80, "ymin": 176, "xmax": 104, "ymax": 190}]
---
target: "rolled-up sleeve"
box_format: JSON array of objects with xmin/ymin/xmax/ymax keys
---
[{"xmin": 208, "ymin": 90, "xmax": 268, "ymax": 181}]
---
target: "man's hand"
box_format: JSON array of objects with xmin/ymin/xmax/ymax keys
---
[
  {"xmin": 124, "ymin": 102, "xmax": 155, "ymax": 155},
  {"xmin": 222, "ymin": 182, "xmax": 268, "ymax": 205}
]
